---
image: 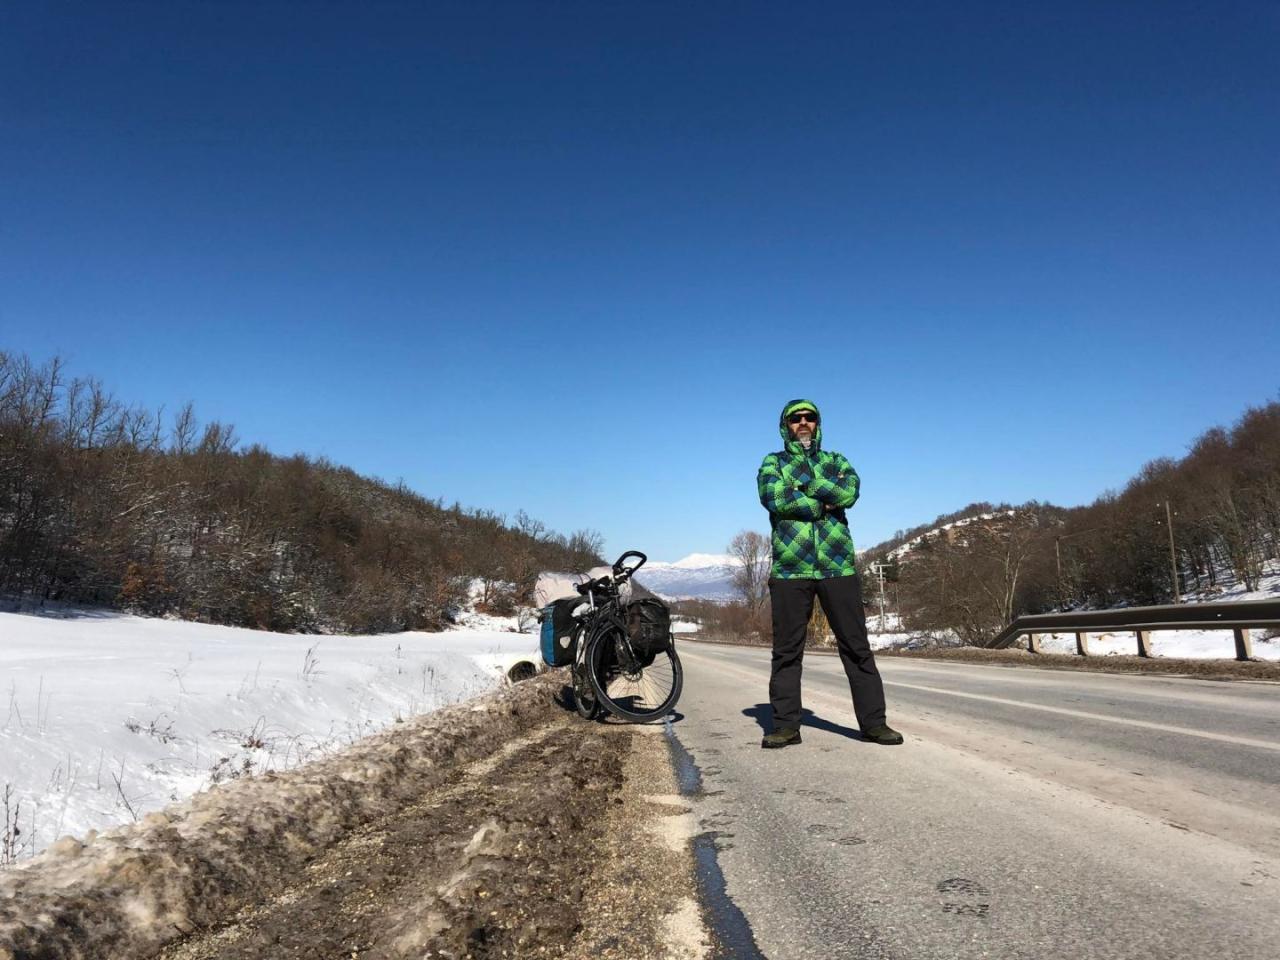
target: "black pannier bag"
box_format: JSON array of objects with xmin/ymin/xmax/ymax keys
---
[
  {"xmin": 624, "ymin": 597, "xmax": 672, "ymax": 667},
  {"xmin": 540, "ymin": 597, "xmax": 580, "ymax": 667}
]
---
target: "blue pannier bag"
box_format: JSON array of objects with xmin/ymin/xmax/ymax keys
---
[{"xmin": 540, "ymin": 597, "xmax": 580, "ymax": 667}]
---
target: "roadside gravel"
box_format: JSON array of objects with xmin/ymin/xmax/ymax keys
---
[{"xmin": 567, "ymin": 723, "xmax": 708, "ymax": 960}]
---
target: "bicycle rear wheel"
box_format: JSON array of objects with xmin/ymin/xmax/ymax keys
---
[{"xmin": 587, "ymin": 625, "xmax": 682, "ymax": 722}]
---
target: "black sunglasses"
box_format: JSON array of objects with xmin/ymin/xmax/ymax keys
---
[{"xmin": 787, "ymin": 412, "xmax": 818, "ymax": 425}]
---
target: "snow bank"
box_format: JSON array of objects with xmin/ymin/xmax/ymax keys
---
[
  {"xmin": 0, "ymin": 674, "xmax": 562, "ymax": 960},
  {"xmin": 0, "ymin": 608, "xmax": 541, "ymax": 859}
]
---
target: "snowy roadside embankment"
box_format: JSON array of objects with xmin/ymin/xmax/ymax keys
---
[
  {"xmin": 0, "ymin": 608, "xmax": 542, "ymax": 860},
  {"xmin": 1024, "ymin": 566, "xmax": 1280, "ymax": 660},
  {"xmin": 874, "ymin": 627, "xmax": 1280, "ymax": 661},
  {"xmin": 1031, "ymin": 628, "xmax": 1280, "ymax": 659},
  {"xmin": 0, "ymin": 674, "xmax": 564, "ymax": 960},
  {"xmin": 862, "ymin": 570, "xmax": 1280, "ymax": 660}
]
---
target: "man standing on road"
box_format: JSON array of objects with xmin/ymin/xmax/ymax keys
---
[{"xmin": 756, "ymin": 398, "xmax": 903, "ymax": 749}]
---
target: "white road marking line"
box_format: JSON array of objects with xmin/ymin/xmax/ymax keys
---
[
  {"xmin": 679, "ymin": 647, "xmax": 1280, "ymax": 753},
  {"xmin": 881, "ymin": 679, "xmax": 1280, "ymax": 752}
]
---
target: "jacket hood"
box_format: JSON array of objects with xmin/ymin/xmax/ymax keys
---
[{"xmin": 778, "ymin": 398, "xmax": 822, "ymax": 455}]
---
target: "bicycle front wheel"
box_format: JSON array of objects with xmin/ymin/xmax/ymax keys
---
[
  {"xmin": 571, "ymin": 626, "xmax": 599, "ymax": 720},
  {"xmin": 588, "ymin": 627, "xmax": 682, "ymax": 723}
]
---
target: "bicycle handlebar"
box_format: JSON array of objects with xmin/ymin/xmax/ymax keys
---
[
  {"xmin": 573, "ymin": 550, "xmax": 648, "ymax": 596},
  {"xmin": 612, "ymin": 550, "xmax": 647, "ymax": 579}
]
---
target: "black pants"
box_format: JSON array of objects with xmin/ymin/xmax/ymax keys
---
[{"xmin": 768, "ymin": 574, "xmax": 887, "ymax": 731}]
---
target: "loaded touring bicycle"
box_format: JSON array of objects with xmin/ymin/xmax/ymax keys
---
[{"xmin": 540, "ymin": 551, "xmax": 683, "ymax": 722}]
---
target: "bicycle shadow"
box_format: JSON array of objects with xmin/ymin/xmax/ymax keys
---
[
  {"xmin": 552, "ymin": 684, "xmax": 577, "ymax": 712},
  {"xmin": 742, "ymin": 704, "xmax": 866, "ymax": 741},
  {"xmin": 553, "ymin": 684, "xmax": 685, "ymax": 724}
]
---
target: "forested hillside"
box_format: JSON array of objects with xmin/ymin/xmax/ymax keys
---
[
  {"xmin": 872, "ymin": 502, "xmax": 1016, "ymax": 560},
  {"xmin": 0, "ymin": 353, "xmax": 602, "ymax": 632},
  {"xmin": 861, "ymin": 400, "xmax": 1280, "ymax": 643}
]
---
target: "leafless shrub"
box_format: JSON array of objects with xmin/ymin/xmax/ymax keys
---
[
  {"xmin": 301, "ymin": 643, "xmax": 322, "ymax": 682},
  {"xmin": 1, "ymin": 784, "xmax": 22, "ymax": 866},
  {"xmin": 35, "ymin": 675, "xmax": 51, "ymax": 735},
  {"xmin": 4, "ymin": 681, "xmax": 23, "ymax": 732},
  {"xmin": 110, "ymin": 763, "xmax": 138, "ymax": 822},
  {"xmin": 210, "ymin": 716, "xmax": 269, "ymax": 751},
  {"xmin": 123, "ymin": 713, "xmax": 180, "ymax": 744},
  {"xmin": 241, "ymin": 716, "xmax": 267, "ymax": 750},
  {"xmin": 516, "ymin": 605, "xmax": 538, "ymax": 632},
  {"xmin": 208, "ymin": 755, "xmax": 256, "ymax": 784},
  {"xmin": 235, "ymin": 660, "xmax": 263, "ymax": 700},
  {"xmin": 168, "ymin": 655, "xmax": 192, "ymax": 694}
]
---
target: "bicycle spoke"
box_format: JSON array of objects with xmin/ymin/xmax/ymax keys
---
[{"xmin": 590, "ymin": 632, "xmax": 681, "ymax": 721}]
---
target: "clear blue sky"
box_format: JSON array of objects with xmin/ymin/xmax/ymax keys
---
[{"xmin": 3, "ymin": 2, "xmax": 1278, "ymax": 561}]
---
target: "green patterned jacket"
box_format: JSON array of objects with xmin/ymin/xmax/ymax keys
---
[{"xmin": 757, "ymin": 398, "xmax": 860, "ymax": 580}]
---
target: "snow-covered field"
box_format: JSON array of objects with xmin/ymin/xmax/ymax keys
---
[
  {"xmin": 1182, "ymin": 557, "xmax": 1280, "ymax": 606},
  {"xmin": 1033, "ymin": 627, "xmax": 1280, "ymax": 659},
  {"xmin": 0, "ymin": 607, "xmax": 542, "ymax": 861},
  {"xmin": 869, "ymin": 622, "xmax": 1280, "ymax": 660}
]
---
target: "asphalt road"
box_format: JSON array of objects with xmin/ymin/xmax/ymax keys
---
[{"xmin": 669, "ymin": 640, "xmax": 1280, "ymax": 960}]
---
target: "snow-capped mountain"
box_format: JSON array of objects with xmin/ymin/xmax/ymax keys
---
[{"xmin": 636, "ymin": 553, "xmax": 738, "ymax": 601}]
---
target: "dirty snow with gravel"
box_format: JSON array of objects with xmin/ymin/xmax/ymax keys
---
[
  {"xmin": 0, "ymin": 605, "xmax": 543, "ymax": 861},
  {"xmin": 0, "ymin": 678, "xmax": 583, "ymax": 960}
]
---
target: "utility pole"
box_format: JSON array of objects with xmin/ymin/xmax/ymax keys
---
[
  {"xmin": 1158, "ymin": 500, "xmax": 1181, "ymax": 604},
  {"xmin": 870, "ymin": 562, "xmax": 888, "ymax": 632},
  {"xmin": 877, "ymin": 563, "xmax": 886, "ymax": 631}
]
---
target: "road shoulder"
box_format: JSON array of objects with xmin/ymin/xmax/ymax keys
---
[{"xmin": 569, "ymin": 721, "xmax": 710, "ymax": 960}]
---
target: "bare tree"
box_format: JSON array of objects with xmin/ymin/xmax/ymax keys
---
[
  {"xmin": 171, "ymin": 402, "xmax": 197, "ymax": 455},
  {"xmin": 897, "ymin": 508, "xmax": 1054, "ymax": 645},
  {"xmin": 565, "ymin": 528, "xmax": 605, "ymax": 570},
  {"xmin": 728, "ymin": 530, "xmax": 771, "ymax": 612}
]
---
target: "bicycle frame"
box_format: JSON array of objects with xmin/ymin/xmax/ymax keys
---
[
  {"xmin": 574, "ymin": 566, "xmax": 645, "ymax": 675},
  {"xmin": 577, "ymin": 591, "xmax": 634, "ymax": 670}
]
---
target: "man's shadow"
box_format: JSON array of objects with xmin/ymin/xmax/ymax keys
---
[{"xmin": 742, "ymin": 704, "xmax": 867, "ymax": 741}]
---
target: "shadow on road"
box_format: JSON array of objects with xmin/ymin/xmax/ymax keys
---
[
  {"xmin": 554, "ymin": 684, "xmax": 686, "ymax": 725},
  {"xmin": 743, "ymin": 703, "xmax": 866, "ymax": 741}
]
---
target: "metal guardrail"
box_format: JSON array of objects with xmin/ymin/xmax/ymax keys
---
[{"xmin": 986, "ymin": 599, "xmax": 1280, "ymax": 661}]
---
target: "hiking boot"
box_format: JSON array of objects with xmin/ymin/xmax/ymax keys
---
[
  {"xmin": 761, "ymin": 727, "xmax": 802, "ymax": 749},
  {"xmin": 862, "ymin": 724, "xmax": 904, "ymax": 746}
]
